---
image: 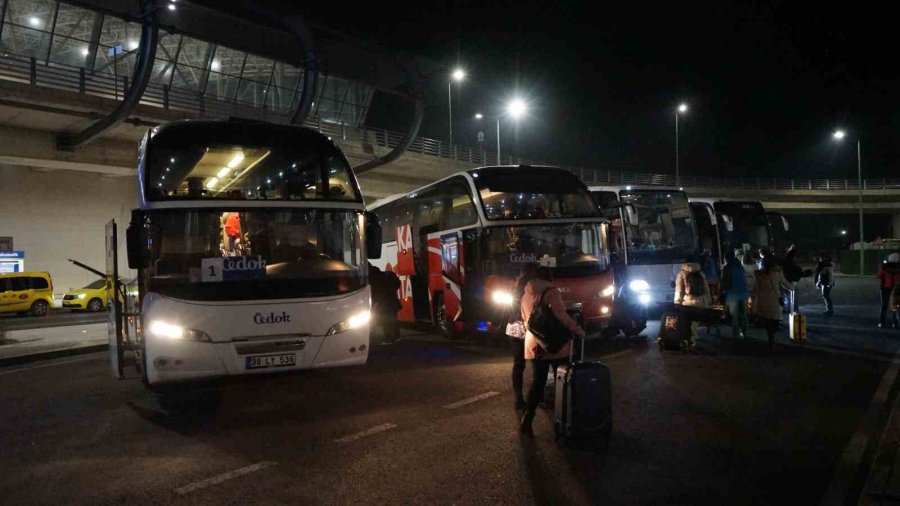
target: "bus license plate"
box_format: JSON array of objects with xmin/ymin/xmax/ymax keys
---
[{"xmin": 246, "ymin": 354, "xmax": 296, "ymax": 369}]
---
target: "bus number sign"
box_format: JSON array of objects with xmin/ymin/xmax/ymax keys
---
[{"xmin": 202, "ymin": 255, "xmax": 267, "ymax": 282}]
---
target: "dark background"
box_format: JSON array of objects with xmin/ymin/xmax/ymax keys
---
[{"xmin": 207, "ymin": 1, "xmax": 897, "ymax": 178}]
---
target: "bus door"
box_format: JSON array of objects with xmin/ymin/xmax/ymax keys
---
[
  {"xmin": 435, "ymin": 232, "xmax": 464, "ymax": 324},
  {"xmin": 767, "ymin": 212, "xmax": 790, "ymax": 253},
  {"xmin": 690, "ymin": 203, "xmax": 720, "ymax": 264}
]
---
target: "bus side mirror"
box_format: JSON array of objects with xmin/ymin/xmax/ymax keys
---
[
  {"xmin": 721, "ymin": 214, "xmax": 734, "ymax": 232},
  {"xmin": 126, "ymin": 211, "xmax": 148, "ymax": 269},
  {"xmin": 365, "ymin": 211, "xmax": 382, "ymax": 260},
  {"xmin": 624, "ymin": 203, "xmax": 638, "ymax": 224},
  {"xmin": 780, "ymin": 215, "xmax": 789, "ymax": 232}
]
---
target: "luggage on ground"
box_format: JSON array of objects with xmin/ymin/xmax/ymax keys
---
[
  {"xmin": 658, "ymin": 310, "xmax": 691, "ymax": 350},
  {"xmin": 789, "ymin": 312, "xmax": 807, "ymax": 341},
  {"xmin": 553, "ymin": 338, "xmax": 612, "ymax": 442}
]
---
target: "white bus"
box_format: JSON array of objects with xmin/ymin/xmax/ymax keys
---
[
  {"xmin": 689, "ymin": 198, "xmax": 771, "ymax": 277},
  {"xmin": 108, "ymin": 119, "xmax": 381, "ymax": 392},
  {"xmin": 589, "ymin": 186, "xmax": 698, "ymax": 332}
]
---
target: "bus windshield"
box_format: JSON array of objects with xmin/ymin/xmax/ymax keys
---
[
  {"xmin": 471, "ymin": 168, "xmax": 599, "ymax": 220},
  {"xmin": 143, "ymin": 122, "xmax": 361, "ymax": 202},
  {"xmin": 143, "ymin": 209, "xmax": 365, "ymax": 301},
  {"xmin": 481, "ymin": 223, "xmax": 609, "ymax": 277},
  {"xmin": 714, "ymin": 201, "xmax": 770, "ymax": 254},
  {"xmin": 620, "ymin": 190, "xmax": 697, "ymax": 265}
]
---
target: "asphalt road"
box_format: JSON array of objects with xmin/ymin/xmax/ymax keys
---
[{"xmin": 0, "ymin": 326, "xmax": 890, "ymax": 505}]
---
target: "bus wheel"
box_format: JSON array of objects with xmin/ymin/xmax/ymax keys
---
[{"xmin": 433, "ymin": 294, "xmax": 457, "ymax": 339}]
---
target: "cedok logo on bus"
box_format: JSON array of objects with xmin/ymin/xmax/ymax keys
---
[{"xmin": 201, "ymin": 255, "xmax": 267, "ymax": 282}]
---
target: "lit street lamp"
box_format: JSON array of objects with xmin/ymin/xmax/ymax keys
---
[
  {"xmin": 475, "ymin": 98, "xmax": 527, "ymax": 165},
  {"xmin": 675, "ymin": 102, "xmax": 688, "ymax": 187},
  {"xmin": 832, "ymin": 129, "xmax": 864, "ymax": 275},
  {"xmin": 448, "ymin": 68, "xmax": 465, "ymax": 149}
]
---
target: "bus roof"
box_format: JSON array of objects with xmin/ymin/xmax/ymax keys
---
[{"xmin": 588, "ymin": 185, "xmax": 685, "ymax": 193}]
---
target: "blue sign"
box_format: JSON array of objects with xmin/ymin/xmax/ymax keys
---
[
  {"xmin": 0, "ymin": 251, "xmax": 25, "ymax": 258},
  {"xmin": 201, "ymin": 255, "xmax": 266, "ymax": 282}
]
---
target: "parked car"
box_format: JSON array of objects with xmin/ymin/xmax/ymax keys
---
[
  {"xmin": 62, "ymin": 278, "xmax": 110, "ymax": 312},
  {"xmin": 0, "ymin": 272, "xmax": 55, "ymax": 316}
]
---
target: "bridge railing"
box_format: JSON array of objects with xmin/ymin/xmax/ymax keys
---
[{"xmin": 2, "ymin": 52, "xmax": 898, "ymax": 191}]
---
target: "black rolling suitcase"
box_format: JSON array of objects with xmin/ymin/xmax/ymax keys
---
[
  {"xmin": 658, "ymin": 309, "xmax": 691, "ymax": 350},
  {"xmin": 553, "ymin": 338, "xmax": 612, "ymax": 442}
]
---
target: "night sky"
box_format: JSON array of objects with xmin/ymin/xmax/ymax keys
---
[{"xmin": 222, "ymin": 1, "xmax": 898, "ymax": 179}]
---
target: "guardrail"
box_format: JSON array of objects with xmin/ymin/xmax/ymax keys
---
[{"xmin": 2, "ymin": 52, "xmax": 898, "ymax": 191}]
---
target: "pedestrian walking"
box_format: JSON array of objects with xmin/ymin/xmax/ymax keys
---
[
  {"xmin": 751, "ymin": 256, "xmax": 791, "ymax": 350},
  {"xmin": 369, "ymin": 263, "xmax": 402, "ymax": 345},
  {"xmin": 700, "ymin": 248, "xmax": 720, "ymax": 301},
  {"xmin": 878, "ymin": 253, "xmax": 900, "ymax": 329},
  {"xmin": 506, "ymin": 264, "xmax": 537, "ymax": 410},
  {"xmin": 721, "ymin": 251, "xmax": 749, "ymax": 339},
  {"xmin": 674, "ymin": 261, "xmax": 712, "ymax": 347},
  {"xmin": 815, "ymin": 255, "xmax": 835, "ymax": 316},
  {"xmin": 519, "ymin": 267, "xmax": 585, "ymax": 434}
]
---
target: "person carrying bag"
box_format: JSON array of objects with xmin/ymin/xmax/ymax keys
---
[{"xmin": 520, "ymin": 267, "xmax": 586, "ymax": 434}]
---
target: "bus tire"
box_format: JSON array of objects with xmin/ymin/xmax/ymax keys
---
[{"xmin": 433, "ymin": 293, "xmax": 457, "ymax": 339}]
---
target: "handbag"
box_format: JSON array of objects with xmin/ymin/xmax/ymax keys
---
[
  {"xmin": 526, "ymin": 288, "xmax": 572, "ymax": 354},
  {"xmin": 505, "ymin": 320, "xmax": 526, "ymax": 338}
]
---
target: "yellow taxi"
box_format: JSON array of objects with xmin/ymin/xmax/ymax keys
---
[
  {"xmin": 62, "ymin": 278, "xmax": 111, "ymax": 312},
  {"xmin": 0, "ymin": 272, "xmax": 55, "ymax": 316}
]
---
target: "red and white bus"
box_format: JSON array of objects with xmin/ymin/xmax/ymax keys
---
[{"xmin": 368, "ymin": 166, "xmax": 614, "ymax": 336}]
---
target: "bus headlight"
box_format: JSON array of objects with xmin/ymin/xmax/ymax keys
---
[
  {"xmin": 600, "ymin": 285, "xmax": 615, "ymax": 297},
  {"xmin": 638, "ymin": 293, "xmax": 652, "ymax": 305},
  {"xmin": 147, "ymin": 320, "xmax": 210, "ymax": 341},
  {"xmin": 629, "ymin": 279, "xmax": 651, "ymax": 292},
  {"xmin": 326, "ymin": 310, "xmax": 371, "ymax": 336},
  {"xmin": 491, "ymin": 290, "xmax": 514, "ymax": 306}
]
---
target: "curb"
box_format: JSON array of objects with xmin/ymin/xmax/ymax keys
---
[{"xmin": 0, "ymin": 344, "xmax": 108, "ymax": 368}]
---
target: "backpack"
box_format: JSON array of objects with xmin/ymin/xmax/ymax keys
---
[
  {"xmin": 685, "ymin": 270, "xmax": 705, "ymax": 296},
  {"xmin": 526, "ymin": 288, "xmax": 572, "ymax": 354}
]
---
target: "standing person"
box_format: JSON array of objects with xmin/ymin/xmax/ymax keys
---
[
  {"xmin": 815, "ymin": 255, "xmax": 835, "ymax": 316},
  {"xmin": 721, "ymin": 251, "xmax": 749, "ymax": 339},
  {"xmin": 751, "ymin": 256, "xmax": 791, "ymax": 350},
  {"xmin": 674, "ymin": 261, "xmax": 712, "ymax": 347},
  {"xmin": 781, "ymin": 244, "xmax": 803, "ymax": 313},
  {"xmin": 700, "ymin": 248, "xmax": 720, "ymax": 301},
  {"xmin": 507, "ymin": 264, "xmax": 537, "ymax": 410},
  {"xmin": 878, "ymin": 253, "xmax": 900, "ymax": 328},
  {"xmin": 369, "ymin": 263, "xmax": 402, "ymax": 345},
  {"xmin": 223, "ymin": 211, "xmax": 242, "ymax": 252},
  {"xmin": 519, "ymin": 267, "xmax": 585, "ymax": 434}
]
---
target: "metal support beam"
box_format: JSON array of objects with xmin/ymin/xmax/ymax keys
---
[
  {"xmin": 56, "ymin": 0, "xmax": 158, "ymax": 150},
  {"xmin": 353, "ymin": 61, "xmax": 425, "ymax": 175}
]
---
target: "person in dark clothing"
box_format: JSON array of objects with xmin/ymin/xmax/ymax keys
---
[
  {"xmin": 507, "ymin": 264, "xmax": 538, "ymax": 409},
  {"xmin": 877, "ymin": 253, "xmax": 900, "ymax": 328},
  {"xmin": 369, "ymin": 263, "xmax": 402, "ymax": 345},
  {"xmin": 721, "ymin": 250, "xmax": 749, "ymax": 339},
  {"xmin": 815, "ymin": 255, "xmax": 835, "ymax": 316}
]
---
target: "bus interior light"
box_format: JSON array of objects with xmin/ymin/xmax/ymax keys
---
[{"xmin": 491, "ymin": 290, "xmax": 514, "ymax": 306}]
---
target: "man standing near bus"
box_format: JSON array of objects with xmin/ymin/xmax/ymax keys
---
[{"xmin": 370, "ymin": 263, "xmax": 402, "ymax": 345}]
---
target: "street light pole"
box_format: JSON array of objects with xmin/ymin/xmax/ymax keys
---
[
  {"xmin": 448, "ymin": 69, "xmax": 465, "ymax": 151},
  {"xmin": 448, "ymin": 80, "xmax": 453, "ymax": 149},
  {"xmin": 675, "ymin": 111, "xmax": 680, "ymax": 187},
  {"xmin": 675, "ymin": 103, "xmax": 687, "ymax": 187},
  {"xmin": 857, "ymin": 139, "xmax": 864, "ymax": 275},
  {"xmin": 497, "ymin": 117, "xmax": 501, "ymax": 164}
]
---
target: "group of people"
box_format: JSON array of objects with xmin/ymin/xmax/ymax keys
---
[{"xmin": 673, "ymin": 245, "xmax": 839, "ymax": 350}]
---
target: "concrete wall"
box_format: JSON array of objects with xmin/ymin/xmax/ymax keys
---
[{"xmin": 0, "ymin": 165, "xmax": 137, "ymax": 301}]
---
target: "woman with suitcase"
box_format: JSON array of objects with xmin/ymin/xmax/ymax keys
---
[
  {"xmin": 750, "ymin": 255, "xmax": 791, "ymax": 350},
  {"xmin": 519, "ymin": 267, "xmax": 585, "ymax": 434}
]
